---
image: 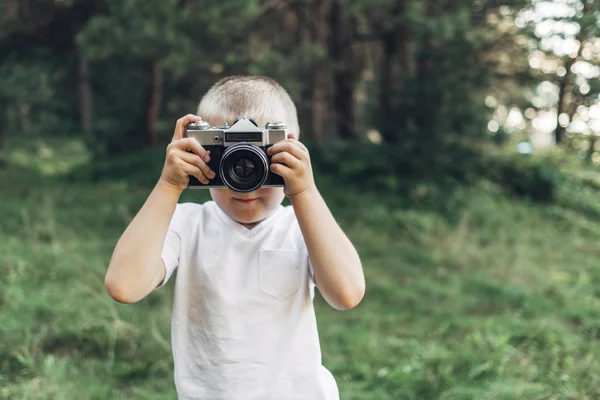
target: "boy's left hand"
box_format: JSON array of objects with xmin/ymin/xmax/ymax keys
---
[{"xmin": 267, "ymin": 133, "xmax": 315, "ymax": 197}]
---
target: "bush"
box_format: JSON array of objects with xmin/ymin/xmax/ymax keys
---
[
  {"xmin": 309, "ymin": 139, "xmax": 561, "ymax": 203},
  {"xmin": 483, "ymin": 153, "xmax": 560, "ymax": 203}
]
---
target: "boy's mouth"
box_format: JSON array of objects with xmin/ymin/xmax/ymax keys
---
[{"xmin": 233, "ymin": 197, "xmax": 259, "ymax": 204}]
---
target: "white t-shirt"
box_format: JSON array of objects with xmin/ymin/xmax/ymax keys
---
[{"xmin": 159, "ymin": 201, "xmax": 339, "ymax": 400}]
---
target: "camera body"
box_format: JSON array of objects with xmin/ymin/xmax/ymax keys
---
[{"xmin": 185, "ymin": 117, "xmax": 286, "ymax": 193}]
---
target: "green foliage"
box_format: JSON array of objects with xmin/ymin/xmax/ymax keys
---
[
  {"xmin": 0, "ymin": 52, "xmax": 78, "ymax": 135},
  {"xmin": 77, "ymin": 0, "xmax": 192, "ymax": 61},
  {"xmin": 0, "ymin": 60, "xmax": 54, "ymax": 103},
  {"xmin": 482, "ymin": 152, "xmax": 561, "ymax": 202},
  {"xmin": 71, "ymin": 0, "xmax": 276, "ymax": 155},
  {"xmin": 1, "ymin": 0, "xmax": 537, "ymax": 160},
  {"xmin": 68, "ymin": 145, "xmax": 165, "ymax": 188},
  {"xmin": 310, "ymin": 138, "xmax": 562, "ymax": 204}
]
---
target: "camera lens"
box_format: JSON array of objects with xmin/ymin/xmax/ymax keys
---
[
  {"xmin": 220, "ymin": 143, "xmax": 268, "ymax": 193},
  {"xmin": 233, "ymin": 158, "xmax": 256, "ymax": 181}
]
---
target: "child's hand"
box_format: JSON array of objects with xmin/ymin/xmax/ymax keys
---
[
  {"xmin": 267, "ymin": 133, "xmax": 315, "ymax": 197},
  {"xmin": 159, "ymin": 114, "xmax": 216, "ymax": 192}
]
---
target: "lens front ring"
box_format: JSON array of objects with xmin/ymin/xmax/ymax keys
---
[{"xmin": 219, "ymin": 143, "xmax": 269, "ymax": 193}]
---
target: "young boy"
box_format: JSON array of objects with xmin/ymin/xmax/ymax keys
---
[{"xmin": 104, "ymin": 75, "xmax": 365, "ymax": 399}]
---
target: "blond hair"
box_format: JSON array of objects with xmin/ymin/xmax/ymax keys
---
[{"xmin": 197, "ymin": 75, "xmax": 300, "ymax": 135}]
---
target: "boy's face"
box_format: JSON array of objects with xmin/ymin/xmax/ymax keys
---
[{"xmin": 206, "ymin": 114, "xmax": 286, "ymax": 229}]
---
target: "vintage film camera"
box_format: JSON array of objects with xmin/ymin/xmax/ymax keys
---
[{"xmin": 185, "ymin": 117, "xmax": 286, "ymax": 193}]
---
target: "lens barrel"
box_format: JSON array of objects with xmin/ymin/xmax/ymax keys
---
[{"xmin": 219, "ymin": 143, "xmax": 269, "ymax": 193}]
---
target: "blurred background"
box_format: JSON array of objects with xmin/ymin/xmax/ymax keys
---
[{"xmin": 1, "ymin": 0, "xmax": 600, "ymax": 399}]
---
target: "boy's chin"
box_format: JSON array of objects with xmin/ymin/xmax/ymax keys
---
[
  {"xmin": 233, "ymin": 210, "xmax": 267, "ymax": 224},
  {"xmin": 233, "ymin": 214, "xmax": 265, "ymax": 228},
  {"xmin": 231, "ymin": 206, "xmax": 278, "ymax": 227}
]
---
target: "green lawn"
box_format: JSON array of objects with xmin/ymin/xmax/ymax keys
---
[{"xmin": 2, "ymin": 138, "xmax": 600, "ymax": 399}]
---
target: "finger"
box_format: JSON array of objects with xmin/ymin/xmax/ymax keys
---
[
  {"xmin": 286, "ymin": 133, "xmax": 307, "ymax": 151},
  {"xmin": 267, "ymin": 140, "xmax": 305, "ymax": 159},
  {"xmin": 172, "ymin": 138, "xmax": 210, "ymax": 162},
  {"xmin": 173, "ymin": 114, "xmax": 202, "ymax": 141},
  {"xmin": 270, "ymin": 151, "xmax": 302, "ymax": 169},
  {"xmin": 184, "ymin": 163, "xmax": 209, "ymax": 185},
  {"xmin": 177, "ymin": 149, "xmax": 216, "ymax": 179},
  {"xmin": 270, "ymin": 163, "xmax": 293, "ymax": 178},
  {"xmin": 293, "ymin": 138, "xmax": 308, "ymax": 152}
]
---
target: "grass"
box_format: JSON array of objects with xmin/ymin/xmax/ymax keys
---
[{"xmin": 2, "ymin": 137, "xmax": 600, "ymax": 399}]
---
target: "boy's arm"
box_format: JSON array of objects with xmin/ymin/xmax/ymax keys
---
[
  {"xmin": 268, "ymin": 135, "xmax": 365, "ymax": 310},
  {"xmin": 105, "ymin": 114, "xmax": 214, "ymax": 303},
  {"xmin": 290, "ymin": 187, "xmax": 365, "ymax": 310},
  {"xmin": 105, "ymin": 181, "xmax": 182, "ymax": 303}
]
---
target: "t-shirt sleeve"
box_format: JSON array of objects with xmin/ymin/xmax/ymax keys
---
[
  {"xmin": 308, "ymin": 256, "xmax": 315, "ymax": 286},
  {"xmin": 155, "ymin": 205, "xmax": 184, "ymax": 289}
]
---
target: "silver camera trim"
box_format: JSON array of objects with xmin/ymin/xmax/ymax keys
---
[{"xmin": 186, "ymin": 118, "xmax": 287, "ymax": 146}]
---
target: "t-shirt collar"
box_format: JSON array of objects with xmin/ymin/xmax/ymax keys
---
[{"xmin": 210, "ymin": 201, "xmax": 284, "ymax": 239}]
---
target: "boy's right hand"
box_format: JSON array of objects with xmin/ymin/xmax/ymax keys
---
[{"xmin": 159, "ymin": 114, "xmax": 216, "ymax": 192}]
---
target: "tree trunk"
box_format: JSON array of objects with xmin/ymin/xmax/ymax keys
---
[
  {"xmin": 145, "ymin": 58, "xmax": 163, "ymax": 147},
  {"xmin": 379, "ymin": 31, "xmax": 396, "ymax": 142},
  {"xmin": 554, "ymin": 52, "xmax": 580, "ymax": 145},
  {"xmin": 18, "ymin": 102, "xmax": 31, "ymax": 134},
  {"xmin": 329, "ymin": 0, "xmax": 355, "ymax": 139},
  {"xmin": 0, "ymin": 99, "xmax": 7, "ymax": 165},
  {"xmin": 586, "ymin": 134, "xmax": 597, "ymax": 163},
  {"xmin": 310, "ymin": 0, "xmax": 328, "ymax": 145},
  {"xmin": 0, "ymin": 119, "xmax": 5, "ymax": 164},
  {"xmin": 78, "ymin": 56, "xmax": 93, "ymax": 133},
  {"xmin": 554, "ymin": 68, "xmax": 570, "ymax": 145},
  {"xmin": 553, "ymin": 9, "xmax": 588, "ymax": 145},
  {"xmin": 293, "ymin": 2, "xmax": 314, "ymax": 142},
  {"xmin": 0, "ymin": 92, "xmax": 5, "ymax": 156},
  {"xmin": 378, "ymin": 0, "xmax": 410, "ymax": 143},
  {"xmin": 283, "ymin": 6, "xmax": 297, "ymax": 38}
]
